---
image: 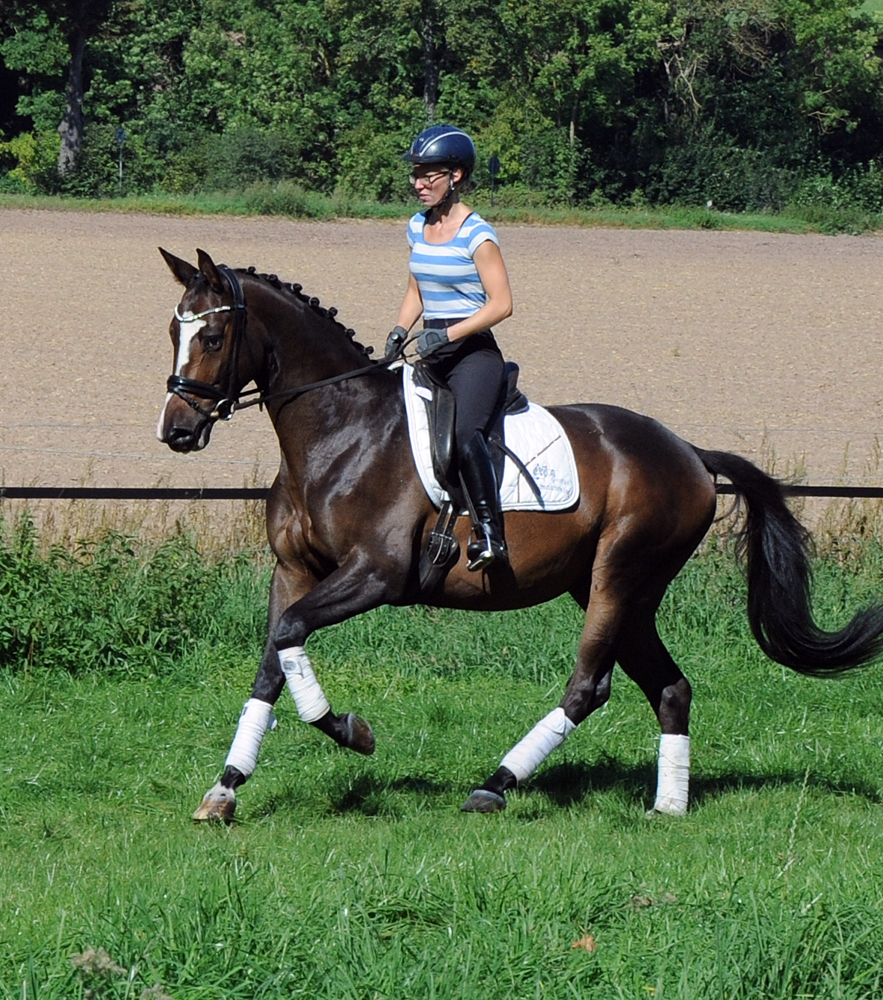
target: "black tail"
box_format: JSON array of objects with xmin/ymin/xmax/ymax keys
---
[{"xmin": 695, "ymin": 447, "xmax": 883, "ymax": 676}]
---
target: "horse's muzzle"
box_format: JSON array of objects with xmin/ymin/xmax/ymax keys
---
[
  {"xmin": 157, "ymin": 397, "xmax": 213, "ymax": 452},
  {"xmin": 163, "ymin": 424, "xmax": 209, "ymax": 452}
]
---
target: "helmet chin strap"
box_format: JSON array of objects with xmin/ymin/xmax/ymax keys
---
[{"xmin": 429, "ymin": 176, "xmax": 457, "ymax": 213}]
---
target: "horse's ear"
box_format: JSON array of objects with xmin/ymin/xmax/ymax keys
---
[
  {"xmin": 196, "ymin": 248, "xmax": 226, "ymax": 294},
  {"xmin": 159, "ymin": 247, "xmax": 198, "ymax": 287}
]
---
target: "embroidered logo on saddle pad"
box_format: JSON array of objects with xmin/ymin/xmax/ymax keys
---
[{"xmin": 402, "ymin": 364, "xmax": 580, "ymax": 511}]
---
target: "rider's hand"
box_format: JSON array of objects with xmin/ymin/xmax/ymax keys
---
[
  {"xmin": 384, "ymin": 326, "xmax": 408, "ymax": 360},
  {"xmin": 416, "ymin": 327, "xmax": 450, "ymax": 358}
]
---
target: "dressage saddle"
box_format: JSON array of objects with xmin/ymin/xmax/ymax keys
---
[{"xmin": 411, "ymin": 359, "xmax": 529, "ymax": 495}]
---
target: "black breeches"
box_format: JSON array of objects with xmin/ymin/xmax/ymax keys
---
[{"xmin": 422, "ymin": 333, "xmax": 504, "ymax": 451}]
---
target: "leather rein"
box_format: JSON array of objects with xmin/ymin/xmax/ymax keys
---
[{"xmin": 166, "ymin": 266, "xmax": 403, "ymax": 425}]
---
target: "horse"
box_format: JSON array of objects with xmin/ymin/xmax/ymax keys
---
[{"xmin": 156, "ymin": 247, "xmax": 883, "ymax": 822}]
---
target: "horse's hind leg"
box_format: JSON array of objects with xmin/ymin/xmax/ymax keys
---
[
  {"xmin": 461, "ymin": 580, "xmax": 621, "ymax": 813},
  {"xmin": 614, "ymin": 612, "xmax": 692, "ymax": 815}
]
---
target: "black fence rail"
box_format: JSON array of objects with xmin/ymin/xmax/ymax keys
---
[
  {"xmin": 3, "ymin": 485, "xmax": 883, "ymax": 500},
  {"xmin": 0, "ymin": 487, "xmax": 268, "ymax": 500}
]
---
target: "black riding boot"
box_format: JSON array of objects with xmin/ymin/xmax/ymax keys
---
[{"xmin": 459, "ymin": 432, "xmax": 508, "ymax": 572}]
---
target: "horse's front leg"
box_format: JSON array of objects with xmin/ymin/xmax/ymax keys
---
[
  {"xmin": 272, "ymin": 555, "xmax": 391, "ymax": 753},
  {"xmin": 192, "ymin": 557, "xmax": 308, "ymax": 822},
  {"xmin": 192, "ymin": 555, "xmax": 391, "ymax": 822},
  {"xmin": 282, "ymin": 643, "xmax": 377, "ymax": 756},
  {"xmin": 191, "ymin": 637, "xmax": 284, "ymax": 822}
]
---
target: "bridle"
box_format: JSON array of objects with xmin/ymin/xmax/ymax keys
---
[
  {"xmin": 166, "ymin": 266, "xmax": 405, "ymax": 428},
  {"xmin": 166, "ymin": 265, "xmax": 248, "ymax": 423}
]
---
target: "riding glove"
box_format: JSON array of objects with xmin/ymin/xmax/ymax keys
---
[
  {"xmin": 416, "ymin": 327, "xmax": 450, "ymax": 357},
  {"xmin": 384, "ymin": 325, "xmax": 408, "ymax": 360}
]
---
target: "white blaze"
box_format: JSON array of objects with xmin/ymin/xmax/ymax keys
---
[{"xmin": 156, "ymin": 313, "xmax": 206, "ymax": 439}]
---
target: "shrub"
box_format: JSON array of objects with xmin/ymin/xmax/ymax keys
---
[
  {"xmin": 0, "ymin": 512, "xmax": 267, "ymax": 676},
  {"xmin": 203, "ymin": 126, "xmax": 304, "ymax": 192},
  {"xmin": 646, "ymin": 131, "xmax": 800, "ymax": 212},
  {"xmin": 335, "ymin": 117, "xmax": 415, "ymax": 203},
  {"xmin": 241, "ymin": 180, "xmax": 333, "ymax": 218},
  {"xmin": 0, "ymin": 130, "xmax": 61, "ymax": 193}
]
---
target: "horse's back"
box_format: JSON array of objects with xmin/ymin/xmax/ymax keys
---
[
  {"xmin": 550, "ymin": 401, "xmax": 717, "ymax": 542},
  {"xmin": 552, "ymin": 401, "xmax": 703, "ymax": 461}
]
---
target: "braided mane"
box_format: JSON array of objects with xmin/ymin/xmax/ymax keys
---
[{"xmin": 241, "ymin": 266, "xmax": 375, "ymax": 360}]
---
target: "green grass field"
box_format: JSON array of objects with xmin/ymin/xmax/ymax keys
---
[{"xmin": 2, "ymin": 513, "xmax": 883, "ymax": 998}]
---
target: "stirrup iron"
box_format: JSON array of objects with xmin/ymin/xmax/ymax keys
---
[{"xmin": 466, "ymin": 525, "xmax": 506, "ymax": 572}]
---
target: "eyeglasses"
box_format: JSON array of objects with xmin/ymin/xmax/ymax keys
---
[{"xmin": 409, "ymin": 170, "xmax": 451, "ymax": 187}]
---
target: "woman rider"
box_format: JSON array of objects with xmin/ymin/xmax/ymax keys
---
[{"xmin": 385, "ymin": 125, "xmax": 514, "ymax": 571}]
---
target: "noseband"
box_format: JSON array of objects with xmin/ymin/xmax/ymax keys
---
[{"xmin": 166, "ymin": 265, "xmax": 248, "ymax": 423}]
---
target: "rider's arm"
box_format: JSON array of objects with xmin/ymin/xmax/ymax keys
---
[
  {"xmin": 394, "ymin": 273, "xmax": 424, "ymax": 332},
  {"xmin": 445, "ymin": 240, "xmax": 513, "ymax": 342}
]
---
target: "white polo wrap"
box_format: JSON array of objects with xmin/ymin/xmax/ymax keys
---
[
  {"xmin": 653, "ymin": 734, "xmax": 691, "ymax": 815},
  {"xmin": 499, "ymin": 706, "xmax": 576, "ymax": 784},
  {"xmin": 224, "ymin": 698, "xmax": 276, "ymax": 777},
  {"xmin": 280, "ymin": 645, "xmax": 331, "ymax": 722}
]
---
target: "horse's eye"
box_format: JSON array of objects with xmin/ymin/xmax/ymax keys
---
[{"xmin": 202, "ymin": 333, "xmax": 224, "ymax": 352}]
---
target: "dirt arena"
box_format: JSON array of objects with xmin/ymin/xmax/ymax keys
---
[{"xmin": 2, "ymin": 207, "xmax": 883, "ymax": 500}]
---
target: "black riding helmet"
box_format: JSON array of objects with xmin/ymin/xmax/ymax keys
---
[{"xmin": 403, "ymin": 125, "xmax": 476, "ymax": 177}]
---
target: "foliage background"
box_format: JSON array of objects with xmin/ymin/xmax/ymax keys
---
[{"xmin": 3, "ymin": 0, "xmax": 883, "ymax": 213}]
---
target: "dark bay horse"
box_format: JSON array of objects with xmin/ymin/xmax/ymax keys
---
[{"xmin": 156, "ymin": 248, "xmax": 883, "ymax": 822}]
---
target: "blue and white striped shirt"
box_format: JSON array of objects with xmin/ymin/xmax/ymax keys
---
[{"xmin": 407, "ymin": 211, "xmax": 500, "ymax": 320}]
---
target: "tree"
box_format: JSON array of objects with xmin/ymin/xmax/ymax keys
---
[
  {"xmin": 647, "ymin": 0, "xmax": 883, "ymax": 209},
  {"xmin": 54, "ymin": 0, "xmax": 114, "ymax": 174},
  {"xmin": 0, "ymin": 0, "xmax": 113, "ymax": 174}
]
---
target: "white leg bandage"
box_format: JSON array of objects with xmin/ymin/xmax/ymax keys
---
[
  {"xmin": 499, "ymin": 707, "xmax": 576, "ymax": 784},
  {"xmin": 653, "ymin": 734, "xmax": 690, "ymax": 815},
  {"xmin": 280, "ymin": 646, "xmax": 331, "ymax": 723},
  {"xmin": 224, "ymin": 698, "xmax": 277, "ymax": 777}
]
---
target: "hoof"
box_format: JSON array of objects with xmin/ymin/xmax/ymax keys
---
[
  {"xmin": 343, "ymin": 712, "xmax": 375, "ymax": 756},
  {"xmin": 191, "ymin": 782, "xmax": 237, "ymax": 823},
  {"xmin": 646, "ymin": 798, "xmax": 688, "ymax": 818},
  {"xmin": 460, "ymin": 788, "xmax": 507, "ymax": 813}
]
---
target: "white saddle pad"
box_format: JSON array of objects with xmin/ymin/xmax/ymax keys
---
[{"xmin": 401, "ymin": 364, "xmax": 580, "ymax": 511}]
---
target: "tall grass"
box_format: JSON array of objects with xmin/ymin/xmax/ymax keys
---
[
  {"xmin": 0, "ymin": 504, "xmax": 269, "ymax": 677},
  {"xmin": 2, "ymin": 502, "xmax": 883, "ymax": 998}
]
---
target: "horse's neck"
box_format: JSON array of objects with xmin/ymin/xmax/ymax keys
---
[
  {"xmin": 244, "ymin": 280, "xmax": 403, "ymax": 459},
  {"xmin": 271, "ymin": 368, "xmax": 403, "ymax": 485},
  {"xmin": 245, "ymin": 280, "xmax": 369, "ymax": 393}
]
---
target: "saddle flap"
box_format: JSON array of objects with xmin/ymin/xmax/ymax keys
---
[
  {"xmin": 412, "ymin": 360, "xmax": 529, "ymax": 495},
  {"xmin": 412, "ymin": 362, "xmax": 458, "ymax": 494},
  {"xmin": 403, "ymin": 363, "xmax": 580, "ymax": 513}
]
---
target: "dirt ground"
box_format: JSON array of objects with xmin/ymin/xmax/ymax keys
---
[{"xmin": 2, "ymin": 207, "xmax": 883, "ymax": 499}]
